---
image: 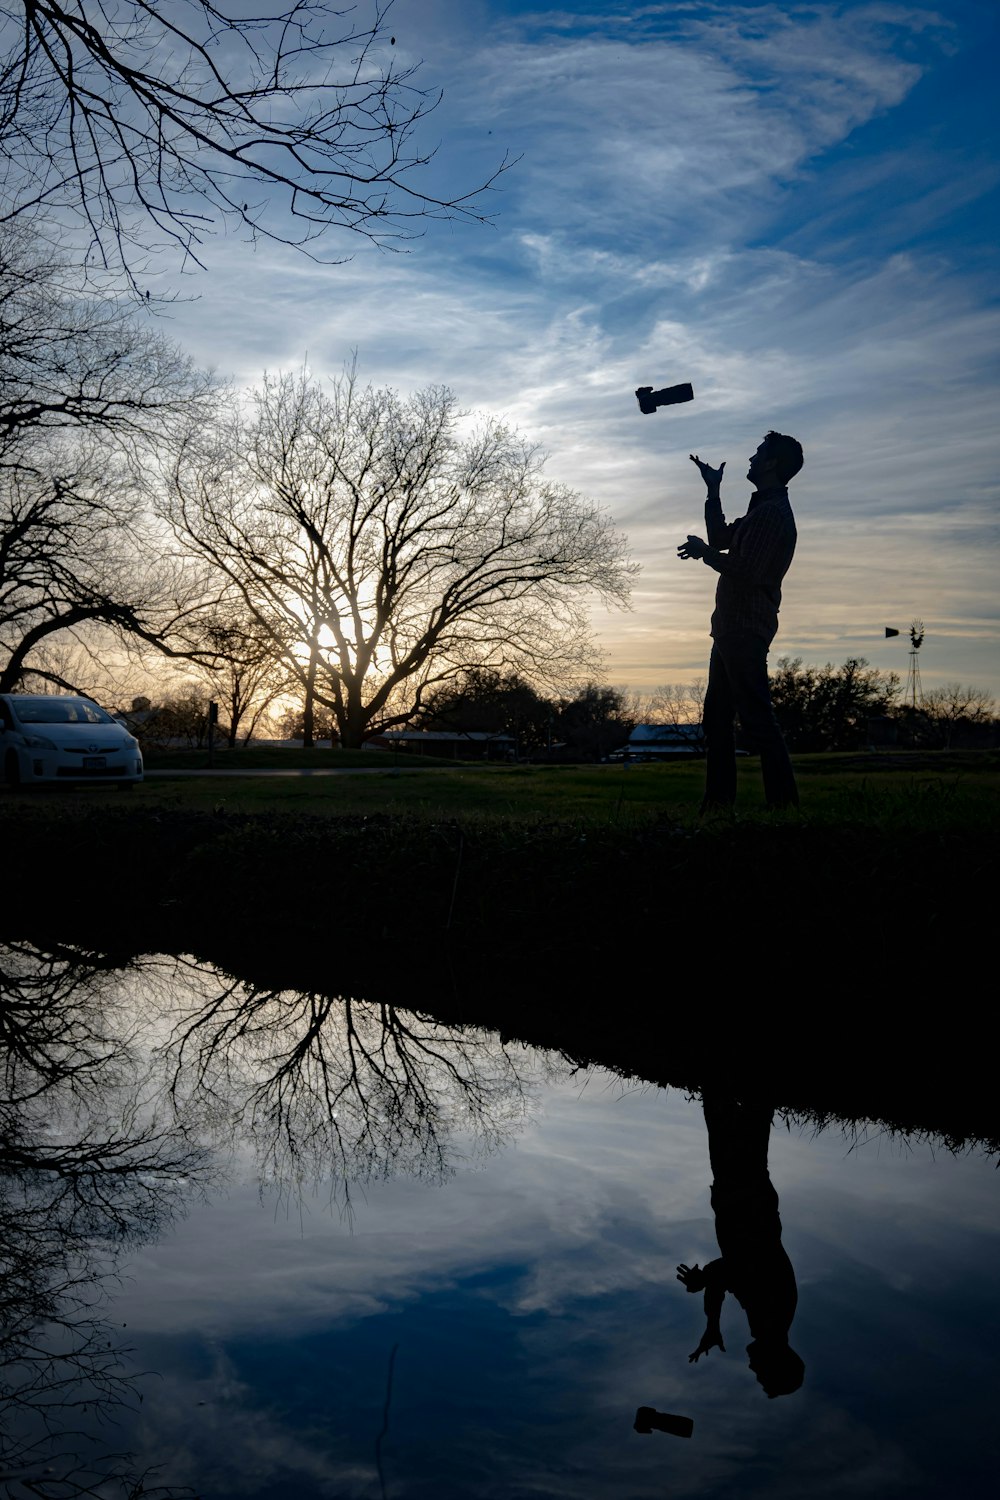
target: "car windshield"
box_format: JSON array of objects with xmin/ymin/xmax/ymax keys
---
[{"xmin": 12, "ymin": 697, "xmax": 115, "ymax": 725}]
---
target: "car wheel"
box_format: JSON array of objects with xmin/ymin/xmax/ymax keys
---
[{"xmin": 4, "ymin": 750, "xmax": 22, "ymax": 788}]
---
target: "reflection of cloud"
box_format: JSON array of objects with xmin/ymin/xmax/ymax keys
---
[
  {"xmin": 120, "ymin": 1077, "xmax": 1000, "ymax": 1338},
  {"xmin": 110, "ymin": 1075, "xmax": 1000, "ymax": 1499},
  {"xmin": 119, "ymin": 1078, "xmax": 708, "ymax": 1335},
  {"xmin": 134, "ymin": 1346, "xmax": 380, "ymax": 1497}
]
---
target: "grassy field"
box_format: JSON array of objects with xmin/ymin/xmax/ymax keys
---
[
  {"xmin": 9, "ymin": 749, "xmax": 998, "ymax": 831},
  {"xmin": 141, "ymin": 745, "xmax": 460, "ymax": 770}
]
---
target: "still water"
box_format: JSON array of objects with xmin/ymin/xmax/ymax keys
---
[{"xmin": 2, "ymin": 943, "xmax": 998, "ymax": 1498}]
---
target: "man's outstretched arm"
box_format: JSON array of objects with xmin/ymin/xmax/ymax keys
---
[
  {"xmin": 678, "ymin": 1260, "xmax": 727, "ymax": 1362},
  {"xmin": 690, "ymin": 454, "xmax": 736, "ymax": 549}
]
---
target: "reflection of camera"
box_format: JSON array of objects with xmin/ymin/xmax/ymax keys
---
[
  {"xmin": 635, "ymin": 383, "xmax": 694, "ymax": 414},
  {"xmin": 634, "ymin": 1406, "xmax": 694, "ymax": 1438}
]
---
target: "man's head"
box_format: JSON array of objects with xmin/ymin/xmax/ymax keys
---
[{"xmin": 747, "ymin": 431, "xmax": 804, "ymax": 489}]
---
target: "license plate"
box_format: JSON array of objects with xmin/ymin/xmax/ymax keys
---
[{"xmin": 83, "ymin": 756, "xmax": 106, "ymax": 769}]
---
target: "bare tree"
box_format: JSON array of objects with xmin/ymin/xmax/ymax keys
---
[
  {"xmin": 0, "ymin": 224, "xmax": 222, "ymax": 692},
  {"xmin": 165, "ymin": 369, "xmax": 636, "ymax": 747},
  {"xmin": 180, "ymin": 598, "xmax": 293, "ymax": 745},
  {"xmin": 0, "ymin": 0, "xmax": 510, "ymax": 288},
  {"xmin": 770, "ymin": 656, "xmax": 900, "ymax": 751},
  {"xmin": 919, "ymin": 682, "xmax": 996, "ymax": 750},
  {"xmin": 0, "ymin": 442, "xmax": 224, "ymax": 693},
  {"xmin": 18, "ymin": 622, "xmax": 157, "ymax": 705},
  {"xmin": 163, "ymin": 975, "xmax": 541, "ymax": 1213},
  {"xmin": 127, "ymin": 680, "xmax": 213, "ymax": 747},
  {"xmin": 645, "ymin": 679, "xmax": 706, "ymax": 725},
  {"xmin": 0, "ymin": 224, "xmax": 214, "ymax": 449}
]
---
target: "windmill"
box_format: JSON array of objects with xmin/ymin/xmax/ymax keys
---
[{"xmin": 885, "ymin": 621, "xmax": 925, "ymax": 707}]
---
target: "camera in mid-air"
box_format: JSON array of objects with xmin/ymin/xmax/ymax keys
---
[{"xmin": 635, "ymin": 383, "xmax": 694, "ymax": 414}]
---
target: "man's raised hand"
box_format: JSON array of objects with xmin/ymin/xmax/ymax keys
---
[
  {"xmin": 690, "ymin": 454, "xmax": 725, "ymax": 491},
  {"xmin": 677, "ymin": 1263, "xmax": 706, "ymax": 1293}
]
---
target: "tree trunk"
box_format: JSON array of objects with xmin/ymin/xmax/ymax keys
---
[
  {"xmin": 227, "ymin": 689, "xmax": 240, "ymax": 748},
  {"xmin": 339, "ymin": 689, "xmax": 368, "ymax": 749},
  {"xmin": 302, "ymin": 637, "xmax": 320, "ymax": 748}
]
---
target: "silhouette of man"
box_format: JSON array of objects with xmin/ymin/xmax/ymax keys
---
[
  {"xmin": 678, "ymin": 433, "xmax": 802, "ymax": 810},
  {"xmin": 677, "ymin": 1091, "xmax": 804, "ymax": 1399}
]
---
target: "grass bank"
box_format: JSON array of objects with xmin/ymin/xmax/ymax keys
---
[
  {"xmin": 2, "ymin": 757, "xmax": 996, "ymax": 1149},
  {"xmin": 141, "ymin": 744, "xmax": 461, "ymax": 770},
  {"xmin": 64, "ymin": 750, "xmax": 1000, "ymax": 831}
]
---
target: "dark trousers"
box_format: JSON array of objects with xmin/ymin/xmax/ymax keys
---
[
  {"xmin": 703, "ymin": 1091, "xmax": 780, "ymax": 1247},
  {"xmin": 702, "ymin": 633, "xmax": 798, "ymax": 808}
]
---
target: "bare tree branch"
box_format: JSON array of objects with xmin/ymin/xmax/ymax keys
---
[
  {"xmin": 0, "ymin": 223, "xmax": 224, "ymax": 690},
  {"xmin": 0, "ymin": 0, "xmax": 513, "ymax": 289},
  {"xmin": 163, "ymin": 972, "xmax": 543, "ymax": 1214}
]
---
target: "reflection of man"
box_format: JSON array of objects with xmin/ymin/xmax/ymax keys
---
[
  {"xmin": 678, "ymin": 433, "xmax": 802, "ymax": 811},
  {"xmin": 677, "ymin": 1091, "xmax": 804, "ymax": 1399}
]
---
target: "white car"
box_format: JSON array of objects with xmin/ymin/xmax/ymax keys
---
[{"xmin": 0, "ymin": 694, "xmax": 144, "ymax": 787}]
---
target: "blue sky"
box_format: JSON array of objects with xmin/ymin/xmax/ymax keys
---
[{"xmin": 162, "ymin": 0, "xmax": 1000, "ymax": 694}]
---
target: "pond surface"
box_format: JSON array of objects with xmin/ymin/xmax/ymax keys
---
[{"xmin": 2, "ymin": 943, "xmax": 998, "ymax": 1498}]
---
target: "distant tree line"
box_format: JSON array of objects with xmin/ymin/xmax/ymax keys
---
[
  {"xmin": 418, "ymin": 672, "xmax": 634, "ymax": 760},
  {"xmin": 123, "ymin": 672, "xmax": 643, "ymax": 762},
  {"xmin": 891, "ymin": 683, "xmax": 997, "ymax": 752},
  {"xmin": 769, "ymin": 658, "xmax": 996, "ymax": 753},
  {"xmin": 118, "ymin": 656, "xmax": 995, "ymax": 762},
  {"xmin": 769, "ymin": 657, "xmax": 897, "ymax": 753}
]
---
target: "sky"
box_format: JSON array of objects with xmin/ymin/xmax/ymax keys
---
[{"xmin": 158, "ymin": 0, "xmax": 1000, "ymax": 695}]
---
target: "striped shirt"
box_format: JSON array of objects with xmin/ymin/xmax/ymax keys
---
[{"xmin": 704, "ymin": 486, "xmax": 797, "ymax": 643}]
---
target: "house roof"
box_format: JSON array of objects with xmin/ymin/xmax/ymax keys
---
[{"xmin": 629, "ymin": 723, "xmax": 702, "ymax": 743}]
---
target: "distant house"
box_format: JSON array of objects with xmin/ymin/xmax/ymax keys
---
[
  {"xmin": 367, "ymin": 729, "xmax": 517, "ymax": 760},
  {"xmin": 609, "ymin": 723, "xmax": 705, "ymax": 760}
]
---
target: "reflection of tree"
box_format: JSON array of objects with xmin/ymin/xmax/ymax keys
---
[
  {"xmin": 1, "ymin": 941, "xmax": 544, "ymax": 1491},
  {"xmin": 165, "ymin": 975, "xmax": 541, "ymax": 1210},
  {"xmin": 0, "ymin": 941, "xmax": 201, "ymax": 1498}
]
